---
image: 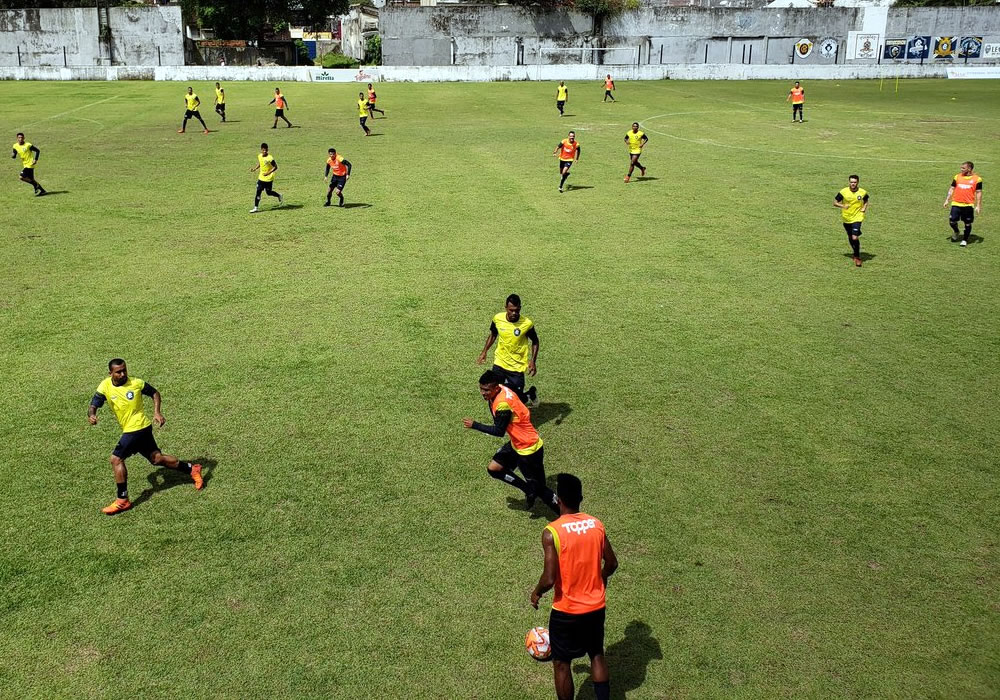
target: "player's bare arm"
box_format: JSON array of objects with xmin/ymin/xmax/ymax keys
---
[
  {"xmin": 943, "ymin": 185, "xmax": 955, "ymax": 208},
  {"xmin": 602, "ymin": 535, "xmax": 619, "ymax": 585},
  {"xmin": 531, "ymin": 528, "xmax": 559, "ymax": 608},
  {"xmin": 151, "ymin": 389, "xmax": 165, "ymax": 426},
  {"xmin": 527, "ymin": 329, "xmax": 539, "ymax": 376},
  {"xmin": 477, "ymin": 325, "xmax": 499, "ymax": 363}
]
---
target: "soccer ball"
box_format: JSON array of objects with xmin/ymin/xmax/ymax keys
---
[{"xmin": 525, "ymin": 626, "xmax": 552, "ymax": 661}]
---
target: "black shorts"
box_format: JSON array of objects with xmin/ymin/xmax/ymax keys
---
[
  {"xmin": 492, "ymin": 442, "xmax": 544, "ymax": 479},
  {"xmin": 216, "ymin": 102, "xmax": 226, "ymax": 111},
  {"xmin": 256, "ymin": 180, "xmax": 274, "ymax": 195},
  {"xmin": 950, "ymin": 205, "xmax": 974, "ymax": 224},
  {"xmin": 843, "ymin": 222, "xmax": 862, "ymax": 236},
  {"xmin": 793, "ymin": 103, "xmax": 803, "ymax": 113},
  {"xmin": 112, "ymin": 425, "xmax": 160, "ymax": 462},
  {"xmin": 559, "ymin": 159, "xmax": 573, "ymax": 172},
  {"xmin": 329, "ymin": 174, "xmax": 347, "ymax": 191},
  {"xmin": 360, "ymin": 116, "xmax": 368, "ymax": 127},
  {"xmin": 605, "ymin": 90, "xmax": 613, "ymax": 97},
  {"xmin": 20, "ymin": 167, "xmax": 34, "ymax": 178},
  {"xmin": 274, "ymin": 109, "xmax": 284, "ymax": 117},
  {"xmin": 549, "ymin": 607, "xmax": 606, "ymax": 662},
  {"xmin": 185, "ymin": 109, "xmax": 201, "ymax": 119},
  {"xmin": 490, "ymin": 365, "xmax": 525, "ymax": 394},
  {"xmin": 556, "ymin": 100, "xmax": 565, "ymax": 108}
]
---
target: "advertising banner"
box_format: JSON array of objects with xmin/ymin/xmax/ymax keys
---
[
  {"xmin": 985, "ymin": 43, "xmax": 1000, "ymax": 60},
  {"xmin": 958, "ymin": 36, "xmax": 983, "ymax": 59},
  {"xmin": 853, "ymin": 32, "xmax": 880, "ymax": 60},
  {"xmin": 934, "ymin": 36, "xmax": 956, "ymax": 60},
  {"xmin": 906, "ymin": 36, "xmax": 931, "ymax": 60},
  {"xmin": 794, "ymin": 39, "xmax": 813, "ymax": 59},
  {"xmin": 883, "ymin": 39, "xmax": 906, "ymax": 60}
]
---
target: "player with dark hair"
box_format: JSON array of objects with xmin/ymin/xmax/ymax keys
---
[
  {"xmin": 269, "ymin": 88, "xmax": 292, "ymax": 128},
  {"xmin": 249, "ymin": 142, "xmax": 283, "ymax": 213},
  {"xmin": 602, "ymin": 74, "xmax": 616, "ymax": 102},
  {"xmin": 88, "ymin": 359, "xmax": 203, "ymax": 515},
  {"xmin": 476, "ymin": 293, "xmax": 538, "ymax": 405},
  {"xmin": 324, "ymin": 147, "xmax": 352, "ymax": 207},
  {"xmin": 556, "ymin": 82, "xmax": 568, "ymax": 116},
  {"xmin": 623, "ymin": 122, "xmax": 648, "ymax": 183},
  {"xmin": 532, "ymin": 473, "xmax": 619, "ymax": 700},
  {"xmin": 834, "ymin": 174, "xmax": 869, "ymax": 267},
  {"xmin": 366, "ymin": 83, "xmax": 385, "ymax": 118},
  {"xmin": 214, "ymin": 82, "xmax": 227, "ymax": 123},
  {"xmin": 943, "ymin": 161, "xmax": 983, "ymax": 247},
  {"xmin": 358, "ymin": 92, "xmax": 372, "ymax": 136},
  {"xmin": 786, "ymin": 81, "xmax": 804, "ymax": 123},
  {"xmin": 11, "ymin": 132, "xmax": 45, "ymax": 196},
  {"xmin": 462, "ymin": 370, "xmax": 557, "ymax": 512},
  {"xmin": 553, "ymin": 131, "xmax": 580, "ymax": 193},
  {"xmin": 178, "ymin": 86, "xmax": 209, "ymax": 134}
]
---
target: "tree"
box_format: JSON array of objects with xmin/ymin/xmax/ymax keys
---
[{"xmin": 189, "ymin": 0, "xmax": 349, "ymax": 41}]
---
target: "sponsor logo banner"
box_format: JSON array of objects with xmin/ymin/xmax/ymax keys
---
[
  {"xmin": 934, "ymin": 36, "xmax": 956, "ymax": 60},
  {"xmin": 311, "ymin": 68, "xmax": 381, "ymax": 83},
  {"xmin": 906, "ymin": 36, "xmax": 931, "ymax": 59},
  {"xmin": 958, "ymin": 36, "xmax": 983, "ymax": 59},
  {"xmin": 984, "ymin": 43, "xmax": 1000, "ymax": 59},
  {"xmin": 883, "ymin": 39, "xmax": 906, "ymax": 60}
]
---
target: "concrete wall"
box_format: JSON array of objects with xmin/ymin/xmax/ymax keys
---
[
  {"xmin": 381, "ymin": 5, "xmax": 1000, "ymax": 67},
  {"xmin": 6, "ymin": 62, "xmax": 1000, "ymax": 82},
  {"xmin": 0, "ymin": 6, "xmax": 183, "ymax": 67}
]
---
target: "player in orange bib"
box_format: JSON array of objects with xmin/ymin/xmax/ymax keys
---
[
  {"xmin": 532, "ymin": 473, "xmax": 619, "ymax": 700},
  {"xmin": 602, "ymin": 74, "xmax": 616, "ymax": 102},
  {"xmin": 366, "ymin": 83, "xmax": 385, "ymax": 118},
  {"xmin": 942, "ymin": 161, "xmax": 983, "ymax": 247},
  {"xmin": 553, "ymin": 131, "xmax": 581, "ymax": 193},
  {"xmin": 269, "ymin": 87, "xmax": 293, "ymax": 128},
  {"xmin": 463, "ymin": 370, "xmax": 558, "ymax": 513},
  {"xmin": 324, "ymin": 147, "xmax": 353, "ymax": 207},
  {"xmin": 786, "ymin": 81, "xmax": 804, "ymax": 123}
]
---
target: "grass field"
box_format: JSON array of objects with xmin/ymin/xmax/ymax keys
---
[{"xmin": 1, "ymin": 78, "xmax": 999, "ymax": 698}]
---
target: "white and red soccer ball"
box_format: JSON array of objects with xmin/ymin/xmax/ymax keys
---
[{"xmin": 525, "ymin": 626, "xmax": 551, "ymax": 661}]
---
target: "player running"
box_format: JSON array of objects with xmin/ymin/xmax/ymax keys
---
[
  {"xmin": 324, "ymin": 147, "xmax": 352, "ymax": 207},
  {"xmin": 623, "ymin": 122, "xmax": 648, "ymax": 183},
  {"xmin": 553, "ymin": 131, "xmax": 580, "ymax": 193},
  {"xmin": 943, "ymin": 161, "xmax": 983, "ymax": 247},
  {"xmin": 462, "ymin": 370, "xmax": 558, "ymax": 513},
  {"xmin": 87, "ymin": 359, "xmax": 203, "ymax": 515},
  {"xmin": 270, "ymin": 87, "xmax": 292, "ymax": 128},
  {"xmin": 366, "ymin": 83, "xmax": 385, "ymax": 118},
  {"xmin": 603, "ymin": 74, "xmax": 616, "ymax": 102},
  {"xmin": 178, "ymin": 86, "xmax": 209, "ymax": 134},
  {"xmin": 249, "ymin": 142, "xmax": 283, "ymax": 213},
  {"xmin": 556, "ymin": 81, "xmax": 568, "ymax": 116},
  {"xmin": 476, "ymin": 293, "xmax": 539, "ymax": 405},
  {"xmin": 357, "ymin": 92, "xmax": 372, "ymax": 136},
  {"xmin": 786, "ymin": 81, "xmax": 804, "ymax": 123},
  {"xmin": 834, "ymin": 175, "xmax": 869, "ymax": 267},
  {"xmin": 531, "ymin": 473, "xmax": 619, "ymax": 700},
  {"xmin": 214, "ymin": 82, "xmax": 227, "ymax": 122},
  {"xmin": 11, "ymin": 132, "xmax": 46, "ymax": 196}
]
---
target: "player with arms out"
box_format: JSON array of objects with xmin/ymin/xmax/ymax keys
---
[
  {"xmin": 786, "ymin": 81, "xmax": 804, "ymax": 123},
  {"xmin": 531, "ymin": 473, "xmax": 619, "ymax": 700},
  {"xmin": 214, "ymin": 82, "xmax": 227, "ymax": 123},
  {"xmin": 270, "ymin": 87, "xmax": 293, "ymax": 128},
  {"xmin": 623, "ymin": 122, "xmax": 648, "ymax": 183},
  {"xmin": 249, "ymin": 142, "xmax": 283, "ymax": 213},
  {"xmin": 88, "ymin": 359, "xmax": 203, "ymax": 515},
  {"xmin": 462, "ymin": 370, "xmax": 557, "ymax": 513},
  {"xmin": 366, "ymin": 83, "xmax": 385, "ymax": 118},
  {"xmin": 603, "ymin": 74, "xmax": 616, "ymax": 102},
  {"xmin": 834, "ymin": 174, "xmax": 869, "ymax": 267},
  {"xmin": 553, "ymin": 131, "xmax": 580, "ymax": 193},
  {"xmin": 11, "ymin": 132, "xmax": 46, "ymax": 196},
  {"xmin": 476, "ymin": 293, "xmax": 539, "ymax": 405},
  {"xmin": 556, "ymin": 81, "xmax": 569, "ymax": 116},
  {"xmin": 178, "ymin": 86, "xmax": 209, "ymax": 134},
  {"xmin": 324, "ymin": 147, "xmax": 352, "ymax": 207},
  {"xmin": 943, "ymin": 161, "xmax": 983, "ymax": 247}
]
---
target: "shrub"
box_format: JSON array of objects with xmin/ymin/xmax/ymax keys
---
[{"xmin": 321, "ymin": 52, "xmax": 358, "ymax": 69}]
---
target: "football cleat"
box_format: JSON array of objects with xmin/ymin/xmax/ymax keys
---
[
  {"xmin": 102, "ymin": 498, "xmax": 132, "ymax": 515},
  {"xmin": 191, "ymin": 464, "xmax": 204, "ymax": 490}
]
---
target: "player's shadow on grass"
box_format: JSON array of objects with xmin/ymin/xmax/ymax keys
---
[
  {"xmin": 367, "ymin": 133, "xmax": 385, "ymax": 137},
  {"xmin": 531, "ymin": 402, "xmax": 572, "ymax": 428},
  {"xmin": 131, "ymin": 458, "xmax": 216, "ymax": 509},
  {"xmin": 947, "ymin": 234, "xmax": 984, "ymax": 245},
  {"xmin": 633, "ymin": 177, "xmax": 658, "ymax": 183},
  {"xmin": 842, "ymin": 252, "xmax": 876, "ymax": 262},
  {"xmin": 342, "ymin": 202, "xmax": 372, "ymax": 209},
  {"xmin": 505, "ymin": 494, "xmax": 558, "ymax": 521},
  {"xmin": 573, "ymin": 621, "xmax": 662, "ymax": 700},
  {"xmin": 40, "ymin": 190, "xmax": 70, "ymax": 196},
  {"xmin": 565, "ymin": 185, "xmax": 593, "ymax": 192}
]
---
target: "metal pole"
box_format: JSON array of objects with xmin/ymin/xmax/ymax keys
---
[
  {"xmin": 749, "ymin": 44, "xmax": 753, "ymax": 64},
  {"xmin": 703, "ymin": 44, "xmax": 707, "ymax": 64},
  {"xmin": 18, "ymin": 46, "xmax": 21, "ymax": 67},
  {"xmin": 64, "ymin": 45, "xmax": 67, "ymax": 67},
  {"xmin": 158, "ymin": 45, "xmax": 161, "ymax": 66}
]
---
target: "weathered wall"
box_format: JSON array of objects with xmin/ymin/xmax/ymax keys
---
[
  {"xmin": 0, "ymin": 6, "xmax": 183, "ymax": 66},
  {"xmin": 381, "ymin": 5, "xmax": 1000, "ymax": 67}
]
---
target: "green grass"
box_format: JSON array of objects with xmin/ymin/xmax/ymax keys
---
[{"xmin": 1, "ymin": 78, "xmax": 998, "ymax": 698}]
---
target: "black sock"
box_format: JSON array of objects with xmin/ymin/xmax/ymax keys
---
[
  {"xmin": 117, "ymin": 482, "xmax": 128, "ymax": 500},
  {"xmin": 964, "ymin": 226, "xmax": 972, "ymax": 242},
  {"xmin": 594, "ymin": 681, "xmax": 610, "ymax": 700},
  {"xmin": 181, "ymin": 119, "xmax": 188, "ymax": 130},
  {"xmin": 255, "ymin": 196, "xmax": 261, "ymax": 207},
  {"xmin": 326, "ymin": 193, "xmax": 332, "ymax": 204},
  {"xmin": 950, "ymin": 221, "xmax": 960, "ymax": 234},
  {"xmin": 176, "ymin": 462, "xmax": 192, "ymax": 474},
  {"xmin": 338, "ymin": 193, "xmax": 344, "ymax": 206},
  {"xmin": 487, "ymin": 467, "xmax": 530, "ymax": 494},
  {"xmin": 851, "ymin": 238, "xmax": 860, "ymax": 257},
  {"xmin": 560, "ymin": 172, "xmax": 569, "ymax": 187},
  {"xmin": 269, "ymin": 190, "xmax": 281, "ymax": 199}
]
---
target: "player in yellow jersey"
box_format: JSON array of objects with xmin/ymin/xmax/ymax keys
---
[
  {"xmin": 214, "ymin": 82, "xmax": 227, "ymax": 123},
  {"xmin": 834, "ymin": 174, "xmax": 869, "ymax": 267},
  {"xmin": 623, "ymin": 122, "xmax": 648, "ymax": 183},
  {"xmin": 11, "ymin": 132, "xmax": 46, "ymax": 196},
  {"xmin": 88, "ymin": 359, "xmax": 203, "ymax": 515},
  {"xmin": 357, "ymin": 92, "xmax": 371, "ymax": 136},
  {"xmin": 477, "ymin": 293, "xmax": 539, "ymax": 405},
  {"xmin": 178, "ymin": 86, "xmax": 209, "ymax": 134},
  {"xmin": 556, "ymin": 81, "xmax": 569, "ymax": 116},
  {"xmin": 249, "ymin": 142, "xmax": 283, "ymax": 213}
]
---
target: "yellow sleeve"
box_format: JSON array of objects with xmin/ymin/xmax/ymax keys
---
[{"xmin": 96, "ymin": 378, "xmax": 109, "ymax": 397}]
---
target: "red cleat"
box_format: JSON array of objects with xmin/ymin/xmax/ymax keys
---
[
  {"xmin": 623, "ymin": 175, "xmax": 630, "ymax": 183},
  {"xmin": 640, "ymin": 167, "xmax": 646, "ymax": 176},
  {"xmin": 854, "ymin": 257, "xmax": 862, "ymax": 267},
  {"xmin": 102, "ymin": 498, "xmax": 133, "ymax": 515},
  {"xmin": 191, "ymin": 463, "xmax": 204, "ymax": 490},
  {"xmin": 177, "ymin": 129, "xmax": 185, "ymax": 133},
  {"xmin": 203, "ymin": 129, "xmax": 210, "ymax": 134}
]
